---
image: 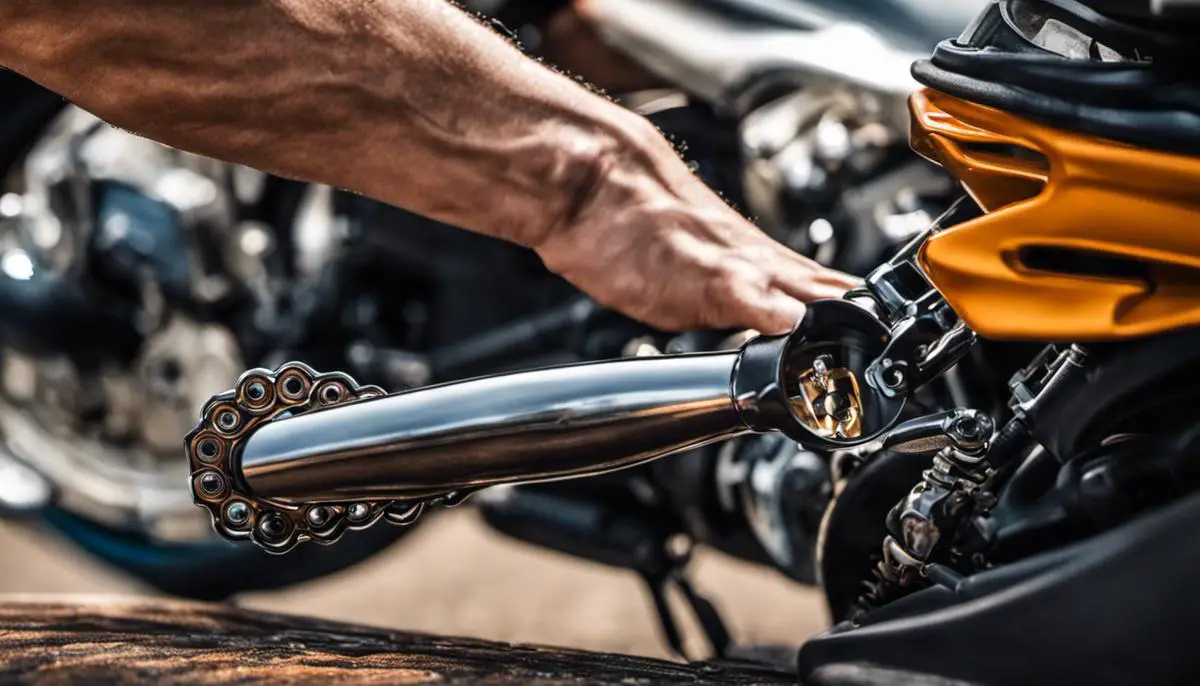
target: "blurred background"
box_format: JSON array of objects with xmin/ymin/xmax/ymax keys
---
[
  {"xmin": 0, "ymin": 512, "xmax": 827, "ymax": 659},
  {"xmin": 0, "ymin": 0, "xmax": 984, "ymax": 662}
]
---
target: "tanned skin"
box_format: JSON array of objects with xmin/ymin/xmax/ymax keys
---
[{"xmin": 0, "ymin": 0, "xmax": 857, "ymax": 333}]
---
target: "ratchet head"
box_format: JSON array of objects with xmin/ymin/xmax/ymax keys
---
[{"xmin": 731, "ymin": 298, "xmax": 908, "ymax": 451}]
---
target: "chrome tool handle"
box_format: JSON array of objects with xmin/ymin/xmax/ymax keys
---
[
  {"xmin": 186, "ymin": 299, "xmax": 898, "ymax": 553},
  {"xmin": 188, "ymin": 351, "xmax": 762, "ymax": 553}
]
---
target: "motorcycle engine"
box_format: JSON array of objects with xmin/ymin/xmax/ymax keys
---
[
  {"xmin": 736, "ymin": 83, "xmax": 954, "ymax": 274},
  {"xmin": 0, "ymin": 107, "xmax": 341, "ymax": 541}
]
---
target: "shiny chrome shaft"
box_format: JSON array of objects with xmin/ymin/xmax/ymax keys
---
[{"xmin": 240, "ymin": 352, "xmax": 750, "ymax": 503}]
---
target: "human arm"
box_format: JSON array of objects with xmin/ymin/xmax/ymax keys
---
[{"xmin": 0, "ymin": 0, "xmax": 857, "ymax": 333}]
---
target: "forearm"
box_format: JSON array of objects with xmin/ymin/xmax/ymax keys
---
[{"xmin": 0, "ymin": 0, "xmax": 680, "ymax": 248}]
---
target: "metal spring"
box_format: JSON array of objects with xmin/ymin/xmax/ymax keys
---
[{"xmin": 850, "ymin": 556, "xmax": 902, "ymax": 622}]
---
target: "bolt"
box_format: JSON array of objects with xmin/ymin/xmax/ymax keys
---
[
  {"xmin": 224, "ymin": 501, "xmax": 251, "ymax": 527},
  {"xmin": 347, "ymin": 503, "xmax": 371, "ymax": 521},
  {"xmin": 258, "ymin": 513, "xmax": 289, "ymax": 541},
  {"xmin": 954, "ymin": 416, "xmax": 981, "ymax": 440},
  {"xmin": 197, "ymin": 438, "xmax": 220, "ymax": 461},
  {"xmin": 320, "ymin": 385, "xmax": 341, "ymax": 404},
  {"xmin": 198, "ymin": 472, "xmax": 225, "ymax": 495},
  {"xmin": 822, "ymin": 391, "xmax": 854, "ymax": 422},
  {"xmin": 246, "ymin": 381, "xmax": 267, "ymax": 402},
  {"xmin": 283, "ymin": 376, "xmax": 305, "ymax": 398},
  {"xmin": 953, "ymin": 412, "xmax": 994, "ymax": 445},
  {"xmin": 216, "ymin": 411, "xmax": 239, "ymax": 431},
  {"xmin": 306, "ymin": 506, "xmax": 331, "ymax": 528},
  {"xmin": 883, "ymin": 365, "xmax": 906, "ymax": 389}
]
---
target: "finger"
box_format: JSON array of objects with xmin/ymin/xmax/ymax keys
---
[
  {"xmin": 777, "ymin": 254, "xmax": 861, "ymax": 291},
  {"xmin": 738, "ymin": 291, "xmax": 806, "ymax": 335},
  {"xmin": 801, "ymin": 276, "xmax": 860, "ymax": 298},
  {"xmin": 760, "ymin": 243, "xmax": 861, "ymax": 293},
  {"xmin": 770, "ymin": 269, "xmax": 855, "ymax": 302},
  {"xmin": 813, "ymin": 269, "xmax": 863, "ymax": 290}
]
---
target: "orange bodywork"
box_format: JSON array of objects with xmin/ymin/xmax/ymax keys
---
[{"xmin": 908, "ymin": 88, "xmax": 1200, "ymax": 341}]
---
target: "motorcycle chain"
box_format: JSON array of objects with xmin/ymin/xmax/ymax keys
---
[{"xmin": 185, "ymin": 361, "xmax": 462, "ymax": 554}]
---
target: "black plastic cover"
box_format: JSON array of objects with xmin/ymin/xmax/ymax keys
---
[
  {"xmin": 913, "ymin": 0, "xmax": 1200, "ymax": 156},
  {"xmin": 799, "ymin": 488, "xmax": 1200, "ymax": 685}
]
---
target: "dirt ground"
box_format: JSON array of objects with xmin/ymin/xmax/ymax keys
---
[{"xmin": 0, "ymin": 508, "xmax": 829, "ymax": 660}]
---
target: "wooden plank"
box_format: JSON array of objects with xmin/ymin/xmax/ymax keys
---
[{"xmin": 0, "ymin": 595, "xmax": 797, "ymax": 685}]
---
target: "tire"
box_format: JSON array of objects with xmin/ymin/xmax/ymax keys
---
[
  {"xmin": 41, "ymin": 508, "xmax": 414, "ymax": 600},
  {"xmin": 1, "ymin": 72, "xmax": 416, "ymax": 599}
]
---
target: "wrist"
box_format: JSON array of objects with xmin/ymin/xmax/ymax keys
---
[{"xmin": 534, "ymin": 107, "xmax": 687, "ymax": 251}]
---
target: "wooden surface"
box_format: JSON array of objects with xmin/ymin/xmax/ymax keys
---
[{"xmin": 0, "ymin": 596, "xmax": 798, "ymax": 685}]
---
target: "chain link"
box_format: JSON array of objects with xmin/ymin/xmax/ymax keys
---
[{"xmin": 185, "ymin": 361, "xmax": 461, "ymax": 554}]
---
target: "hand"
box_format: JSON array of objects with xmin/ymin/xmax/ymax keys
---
[{"xmin": 535, "ymin": 148, "xmax": 861, "ymax": 335}]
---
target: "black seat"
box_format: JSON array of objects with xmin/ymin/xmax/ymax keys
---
[
  {"xmin": 700, "ymin": 0, "xmax": 990, "ymax": 52},
  {"xmin": 1085, "ymin": 0, "xmax": 1200, "ymax": 21}
]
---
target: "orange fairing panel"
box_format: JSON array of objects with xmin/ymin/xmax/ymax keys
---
[{"xmin": 909, "ymin": 89, "xmax": 1200, "ymax": 342}]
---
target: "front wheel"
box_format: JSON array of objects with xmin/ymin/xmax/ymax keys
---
[
  {"xmin": 0, "ymin": 72, "xmax": 417, "ymax": 600},
  {"xmin": 39, "ymin": 507, "xmax": 415, "ymax": 600}
]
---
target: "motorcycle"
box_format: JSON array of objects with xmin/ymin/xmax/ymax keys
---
[
  {"xmin": 0, "ymin": 0, "xmax": 972, "ymax": 601},
  {"xmin": 162, "ymin": 0, "xmax": 1200, "ymax": 683},
  {"xmin": 10, "ymin": 0, "xmax": 1200, "ymax": 683}
]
